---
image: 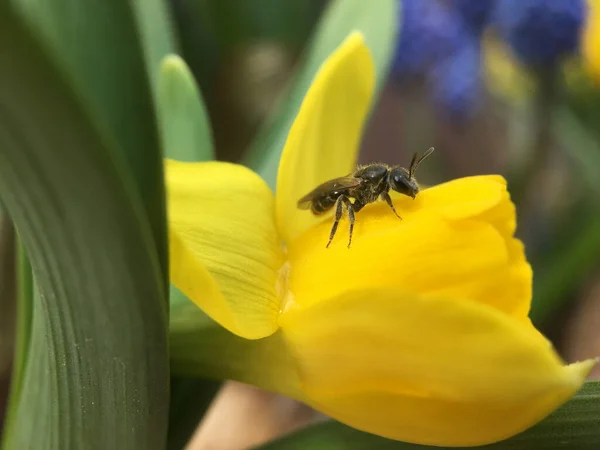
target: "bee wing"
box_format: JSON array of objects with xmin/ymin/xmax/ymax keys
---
[
  {"xmin": 297, "ymin": 176, "xmax": 362, "ymax": 209},
  {"xmin": 297, "ymin": 195, "xmax": 315, "ymax": 210}
]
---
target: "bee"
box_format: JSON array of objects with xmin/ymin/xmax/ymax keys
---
[{"xmin": 297, "ymin": 147, "xmax": 435, "ymax": 248}]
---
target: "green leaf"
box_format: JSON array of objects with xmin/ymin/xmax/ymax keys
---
[
  {"xmin": 8, "ymin": 0, "xmax": 175, "ymax": 275},
  {"xmin": 0, "ymin": 5, "xmax": 169, "ymax": 449},
  {"xmin": 243, "ymin": 0, "xmax": 398, "ymax": 188},
  {"xmin": 129, "ymin": 0, "xmax": 179, "ymax": 99},
  {"xmin": 158, "ymin": 55, "xmax": 215, "ymax": 161},
  {"xmin": 256, "ymin": 381, "xmax": 600, "ymax": 450}
]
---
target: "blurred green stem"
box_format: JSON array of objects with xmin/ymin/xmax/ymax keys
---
[
  {"xmin": 528, "ymin": 107, "xmax": 600, "ymax": 325},
  {"xmin": 530, "ymin": 207, "xmax": 600, "ymax": 325},
  {"xmin": 510, "ymin": 66, "xmax": 559, "ymax": 207},
  {"xmin": 167, "ymin": 377, "xmax": 221, "ymax": 450}
]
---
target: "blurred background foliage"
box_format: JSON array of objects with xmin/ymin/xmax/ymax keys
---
[{"xmin": 1, "ymin": 0, "xmax": 600, "ymax": 449}]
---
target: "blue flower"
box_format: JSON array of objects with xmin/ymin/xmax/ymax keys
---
[
  {"xmin": 391, "ymin": 0, "xmax": 487, "ymax": 118},
  {"xmin": 448, "ymin": 0, "xmax": 496, "ymax": 33},
  {"xmin": 430, "ymin": 36, "xmax": 483, "ymax": 119},
  {"xmin": 392, "ymin": 0, "xmax": 465, "ymax": 76},
  {"xmin": 493, "ymin": 0, "xmax": 587, "ymax": 66}
]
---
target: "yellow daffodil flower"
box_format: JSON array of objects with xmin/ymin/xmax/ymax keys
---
[
  {"xmin": 583, "ymin": 0, "xmax": 600, "ymax": 83},
  {"xmin": 166, "ymin": 32, "xmax": 595, "ymax": 447}
]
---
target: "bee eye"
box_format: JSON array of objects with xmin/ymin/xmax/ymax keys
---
[
  {"xmin": 389, "ymin": 168, "xmax": 413, "ymax": 196},
  {"xmin": 390, "ymin": 170, "xmax": 408, "ymax": 188}
]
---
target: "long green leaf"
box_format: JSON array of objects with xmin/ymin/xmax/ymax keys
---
[
  {"xmin": 158, "ymin": 55, "xmax": 215, "ymax": 161},
  {"xmin": 0, "ymin": 6, "xmax": 169, "ymax": 449},
  {"xmin": 129, "ymin": 0, "xmax": 179, "ymax": 99},
  {"xmin": 256, "ymin": 381, "xmax": 600, "ymax": 450},
  {"xmin": 8, "ymin": 0, "xmax": 174, "ymax": 275},
  {"xmin": 243, "ymin": 0, "xmax": 398, "ymax": 188}
]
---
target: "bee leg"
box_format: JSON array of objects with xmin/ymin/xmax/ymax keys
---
[
  {"xmin": 326, "ymin": 196, "xmax": 345, "ymax": 248},
  {"xmin": 342, "ymin": 197, "xmax": 355, "ymax": 248},
  {"xmin": 381, "ymin": 192, "xmax": 402, "ymax": 220},
  {"xmin": 352, "ymin": 200, "xmax": 365, "ymax": 213}
]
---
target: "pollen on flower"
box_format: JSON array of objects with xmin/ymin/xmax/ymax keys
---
[{"xmin": 276, "ymin": 260, "xmax": 297, "ymax": 314}]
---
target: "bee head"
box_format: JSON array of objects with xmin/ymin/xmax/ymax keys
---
[
  {"xmin": 389, "ymin": 167, "xmax": 419, "ymax": 199},
  {"xmin": 389, "ymin": 147, "xmax": 434, "ymax": 199}
]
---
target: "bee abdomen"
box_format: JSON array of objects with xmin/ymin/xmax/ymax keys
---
[{"xmin": 311, "ymin": 194, "xmax": 339, "ymax": 215}]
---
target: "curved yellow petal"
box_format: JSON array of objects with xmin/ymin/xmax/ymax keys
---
[
  {"xmin": 166, "ymin": 160, "xmax": 282, "ymax": 339},
  {"xmin": 276, "ymin": 31, "xmax": 375, "ymax": 243},
  {"xmin": 287, "ymin": 176, "xmax": 531, "ymax": 321},
  {"xmin": 279, "ymin": 288, "xmax": 595, "ymax": 446}
]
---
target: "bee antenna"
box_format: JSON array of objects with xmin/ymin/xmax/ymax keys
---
[{"xmin": 409, "ymin": 146, "xmax": 435, "ymax": 179}]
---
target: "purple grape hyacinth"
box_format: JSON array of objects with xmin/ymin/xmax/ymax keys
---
[
  {"xmin": 448, "ymin": 0, "xmax": 496, "ymax": 33},
  {"xmin": 392, "ymin": 0, "xmax": 465, "ymax": 76},
  {"xmin": 392, "ymin": 0, "xmax": 484, "ymax": 118},
  {"xmin": 493, "ymin": 0, "xmax": 587, "ymax": 66},
  {"xmin": 430, "ymin": 36, "xmax": 483, "ymax": 119}
]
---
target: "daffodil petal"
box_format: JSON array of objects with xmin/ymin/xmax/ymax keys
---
[
  {"xmin": 166, "ymin": 160, "xmax": 282, "ymax": 339},
  {"xmin": 419, "ymin": 175, "xmax": 515, "ymax": 237},
  {"xmin": 276, "ymin": 31, "xmax": 375, "ymax": 243},
  {"xmin": 279, "ymin": 288, "xmax": 595, "ymax": 446},
  {"xmin": 287, "ymin": 176, "xmax": 531, "ymax": 320}
]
